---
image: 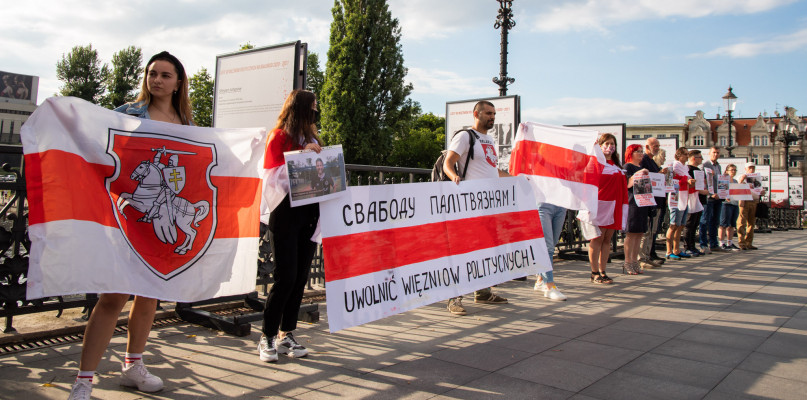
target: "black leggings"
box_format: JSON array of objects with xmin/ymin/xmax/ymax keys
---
[{"xmin": 262, "ymin": 196, "xmax": 318, "ymax": 337}]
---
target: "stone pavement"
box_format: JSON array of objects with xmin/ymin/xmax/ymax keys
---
[{"xmin": 2, "ymin": 230, "xmax": 807, "ymax": 400}]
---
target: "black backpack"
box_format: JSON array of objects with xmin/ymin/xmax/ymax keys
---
[{"xmin": 431, "ymin": 129, "xmax": 479, "ymax": 182}]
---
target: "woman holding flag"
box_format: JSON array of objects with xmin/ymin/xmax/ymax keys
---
[
  {"xmin": 69, "ymin": 51, "xmax": 193, "ymax": 400},
  {"xmin": 665, "ymin": 147, "xmax": 696, "ymax": 260},
  {"xmin": 587, "ymin": 133, "xmax": 628, "ymax": 284},
  {"xmin": 622, "ymin": 144, "xmax": 650, "ymax": 274},
  {"xmin": 258, "ymin": 89, "xmax": 321, "ymax": 363}
]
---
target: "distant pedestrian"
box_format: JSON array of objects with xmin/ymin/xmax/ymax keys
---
[
  {"xmin": 737, "ymin": 162, "xmax": 765, "ymax": 250},
  {"xmin": 719, "ymin": 164, "xmax": 741, "ymax": 251}
]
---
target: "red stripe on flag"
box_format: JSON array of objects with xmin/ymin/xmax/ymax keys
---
[
  {"xmin": 771, "ymin": 190, "xmax": 785, "ymax": 193},
  {"xmin": 25, "ymin": 149, "xmax": 260, "ymax": 238},
  {"xmin": 322, "ymin": 210, "xmax": 543, "ymax": 282},
  {"xmin": 729, "ymin": 189, "xmax": 752, "ymax": 195},
  {"xmin": 509, "ymin": 140, "xmax": 602, "ymax": 185}
]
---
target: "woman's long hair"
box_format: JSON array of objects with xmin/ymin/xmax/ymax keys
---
[
  {"xmin": 134, "ymin": 51, "xmax": 193, "ymax": 126},
  {"xmin": 624, "ymin": 144, "xmax": 643, "ymax": 165},
  {"xmin": 274, "ymin": 89, "xmax": 321, "ymax": 145},
  {"xmin": 598, "ymin": 133, "xmax": 621, "ymax": 167}
]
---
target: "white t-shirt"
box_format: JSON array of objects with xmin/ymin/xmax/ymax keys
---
[{"xmin": 447, "ymin": 129, "xmax": 498, "ymax": 181}]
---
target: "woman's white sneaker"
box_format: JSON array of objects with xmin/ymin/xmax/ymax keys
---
[
  {"xmin": 544, "ymin": 287, "xmax": 567, "ymax": 301},
  {"xmin": 275, "ymin": 332, "xmax": 309, "ymax": 358},
  {"xmin": 120, "ymin": 361, "xmax": 164, "ymax": 392},
  {"xmin": 68, "ymin": 379, "xmax": 92, "ymax": 400}
]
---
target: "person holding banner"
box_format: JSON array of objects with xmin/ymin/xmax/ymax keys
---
[
  {"xmin": 638, "ymin": 138, "xmax": 667, "ymax": 269},
  {"xmin": 258, "ymin": 90, "xmax": 322, "ymax": 362},
  {"xmin": 737, "ymin": 163, "xmax": 764, "ymax": 250},
  {"xmin": 443, "ymin": 100, "xmax": 510, "ymax": 314},
  {"xmin": 587, "ymin": 133, "xmax": 627, "ymax": 284},
  {"xmin": 665, "ymin": 147, "xmax": 695, "ymax": 260},
  {"xmin": 69, "ymin": 51, "xmax": 193, "ymax": 400},
  {"xmin": 683, "ymin": 150, "xmax": 707, "ymax": 257},
  {"xmin": 623, "ymin": 144, "xmax": 650, "ymax": 275},
  {"xmin": 719, "ymin": 164, "xmax": 741, "ymax": 250},
  {"xmin": 699, "ymin": 147, "xmax": 723, "ymax": 253}
]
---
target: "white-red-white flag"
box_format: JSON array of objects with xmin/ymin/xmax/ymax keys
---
[
  {"xmin": 319, "ymin": 177, "xmax": 551, "ymax": 332},
  {"xmin": 22, "ymin": 97, "xmax": 265, "ymax": 302},
  {"xmin": 509, "ymin": 122, "xmax": 605, "ymax": 215},
  {"xmin": 729, "ymin": 183, "xmax": 753, "ymax": 201}
]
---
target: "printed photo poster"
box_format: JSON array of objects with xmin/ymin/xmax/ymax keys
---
[
  {"xmin": 446, "ymin": 96, "xmax": 520, "ymax": 170},
  {"xmin": 694, "ymin": 170, "xmax": 705, "ymax": 191},
  {"xmin": 634, "ymin": 174, "xmax": 656, "ymax": 207},
  {"xmin": 770, "ymin": 171, "xmax": 789, "ymax": 209},
  {"xmin": 705, "ymin": 169, "xmax": 715, "ymax": 195},
  {"xmin": 285, "ymin": 145, "xmax": 347, "ymax": 207},
  {"xmin": 648, "ymin": 172, "xmax": 666, "ymax": 197},
  {"xmin": 668, "ymin": 181, "xmax": 680, "ymax": 209},
  {"xmin": 745, "ymin": 173, "xmax": 763, "ymax": 196},
  {"xmin": 756, "ymin": 165, "xmax": 771, "ymax": 203},
  {"xmin": 664, "ymin": 168, "xmax": 676, "ymax": 193},
  {"xmin": 717, "ymin": 174, "xmax": 730, "ymax": 199},
  {"xmin": 789, "ymin": 177, "xmax": 803, "ymax": 210}
]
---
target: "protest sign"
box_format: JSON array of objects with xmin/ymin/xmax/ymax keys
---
[
  {"xmin": 770, "ymin": 171, "xmax": 789, "ymax": 209},
  {"xmin": 745, "ymin": 173, "xmax": 762, "ymax": 196},
  {"xmin": 285, "ymin": 145, "xmax": 347, "ymax": 207},
  {"xmin": 634, "ymin": 175, "xmax": 656, "ymax": 207},
  {"xmin": 22, "ymin": 97, "xmax": 264, "ymax": 302},
  {"xmin": 648, "ymin": 172, "xmax": 666, "ymax": 197},
  {"xmin": 717, "ymin": 174, "xmax": 730, "ymax": 199},
  {"xmin": 789, "ymin": 177, "xmax": 803, "ymax": 210},
  {"xmin": 694, "ymin": 170, "xmax": 705, "ymax": 191},
  {"xmin": 705, "ymin": 169, "xmax": 715, "ymax": 195},
  {"xmin": 756, "ymin": 165, "xmax": 771, "ymax": 203},
  {"xmin": 664, "ymin": 169, "xmax": 675, "ymax": 193},
  {"xmin": 730, "ymin": 183, "xmax": 753, "ymax": 201},
  {"xmin": 668, "ymin": 182, "xmax": 679, "ymax": 209},
  {"xmin": 320, "ymin": 177, "xmax": 551, "ymax": 332}
]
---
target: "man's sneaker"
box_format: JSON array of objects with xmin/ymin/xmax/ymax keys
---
[
  {"xmin": 447, "ymin": 298, "xmax": 467, "ymax": 315},
  {"xmin": 721, "ymin": 244, "xmax": 730, "ymax": 250},
  {"xmin": 650, "ymin": 254, "xmax": 666, "ymax": 264},
  {"xmin": 544, "ymin": 287, "xmax": 567, "ymax": 301},
  {"xmin": 258, "ymin": 334, "xmax": 278, "ymax": 362},
  {"xmin": 640, "ymin": 259, "xmax": 662, "ymax": 269},
  {"xmin": 275, "ymin": 332, "xmax": 308, "ymax": 358},
  {"xmin": 68, "ymin": 379, "xmax": 92, "ymax": 400},
  {"xmin": 120, "ymin": 360, "xmax": 164, "ymax": 392},
  {"xmin": 474, "ymin": 292, "xmax": 508, "ymax": 304},
  {"xmin": 710, "ymin": 245, "xmax": 724, "ymax": 252},
  {"xmin": 700, "ymin": 246, "xmax": 712, "ymax": 254},
  {"xmin": 747, "ymin": 245, "xmax": 759, "ymax": 250},
  {"xmin": 730, "ymin": 243, "xmax": 741, "ymax": 250},
  {"xmin": 677, "ymin": 252, "xmax": 692, "ymax": 258}
]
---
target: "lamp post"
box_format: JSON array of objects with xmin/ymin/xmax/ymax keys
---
[
  {"xmin": 493, "ymin": 0, "xmax": 515, "ymax": 96},
  {"xmin": 722, "ymin": 87, "xmax": 737, "ymax": 156},
  {"xmin": 777, "ymin": 106, "xmax": 807, "ymax": 172}
]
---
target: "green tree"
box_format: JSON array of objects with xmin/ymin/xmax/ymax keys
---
[
  {"xmin": 306, "ymin": 52, "xmax": 325, "ymax": 98},
  {"xmin": 239, "ymin": 42, "xmax": 255, "ymax": 51},
  {"xmin": 56, "ymin": 44, "xmax": 109, "ymax": 103},
  {"xmin": 189, "ymin": 68, "xmax": 214, "ymax": 127},
  {"xmin": 388, "ymin": 109, "xmax": 446, "ymax": 169},
  {"xmin": 102, "ymin": 46, "xmax": 142, "ymax": 109},
  {"xmin": 320, "ymin": 0, "xmax": 413, "ymax": 165}
]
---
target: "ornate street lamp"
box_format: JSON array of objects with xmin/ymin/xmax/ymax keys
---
[
  {"xmin": 722, "ymin": 87, "xmax": 737, "ymax": 156},
  {"xmin": 493, "ymin": 0, "xmax": 515, "ymax": 96},
  {"xmin": 777, "ymin": 106, "xmax": 807, "ymax": 172}
]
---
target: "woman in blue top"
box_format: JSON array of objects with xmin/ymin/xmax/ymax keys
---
[{"xmin": 69, "ymin": 51, "xmax": 193, "ymax": 400}]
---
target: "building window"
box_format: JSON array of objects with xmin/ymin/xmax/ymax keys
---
[
  {"xmin": 763, "ymin": 155, "xmax": 770, "ymax": 165},
  {"xmin": 644, "ymin": 134, "xmax": 652, "ymax": 139},
  {"xmin": 762, "ymin": 136, "xmax": 768, "ymax": 146},
  {"xmin": 9, "ymin": 121, "xmax": 13, "ymax": 134},
  {"xmin": 719, "ymin": 136, "xmax": 727, "ymax": 146},
  {"xmin": 693, "ymin": 135, "xmax": 704, "ymax": 146},
  {"xmin": 658, "ymin": 134, "xmax": 666, "ymax": 138},
  {"xmin": 631, "ymin": 134, "xmax": 640, "ymax": 139},
  {"xmin": 753, "ymin": 136, "xmax": 760, "ymax": 146},
  {"xmin": 789, "ymin": 160, "xmax": 799, "ymax": 168},
  {"xmin": 751, "ymin": 155, "xmax": 759, "ymax": 164}
]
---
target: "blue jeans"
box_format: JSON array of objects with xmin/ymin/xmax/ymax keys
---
[
  {"xmin": 538, "ymin": 203, "xmax": 566, "ymax": 284},
  {"xmin": 699, "ymin": 199, "xmax": 722, "ymax": 248}
]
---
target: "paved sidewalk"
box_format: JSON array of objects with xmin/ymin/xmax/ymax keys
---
[{"xmin": 2, "ymin": 230, "xmax": 807, "ymax": 399}]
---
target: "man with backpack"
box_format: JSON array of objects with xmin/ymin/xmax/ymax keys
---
[{"xmin": 442, "ymin": 100, "xmax": 510, "ymax": 315}]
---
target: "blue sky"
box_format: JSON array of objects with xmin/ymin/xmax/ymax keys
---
[{"xmin": 3, "ymin": 0, "xmax": 806, "ymax": 125}]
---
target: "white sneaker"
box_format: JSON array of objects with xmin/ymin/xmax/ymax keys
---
[
  {"xmin": 700, "ymin": 246, "xmax": 712, "ymax": 254},
  {"xmin": 275, "ymin": 332, "xmax": 309, "ymax": 358},
  {"xmin": 533, "ymin": 277, "xmax": 546, "ymax": 291},
  {"xmin": 68, "ymin": 379, "xmax": 92, "ymax": 400},
  {"xmin": 120, "ymin": 361, "xmax": 164, "ymax": 392},
  {"xmin": 544, "ymin": 287, "xmax": 567, "ymax": 301},
  {"xmin": 258, "ymin": 334, "xmax": 278, "ymax": 362}
]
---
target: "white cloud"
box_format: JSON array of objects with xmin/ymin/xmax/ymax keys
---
[
  {"xmin": 406, "ymin": 66, "xmax": 493, "ymax": 97},
  {"xmin": 529, "ymin": 0, "xmax": 796, "ymax": 33},
  {"xmin": 522, "ymin": 97, "xmax": 707, "ymax": 125},
  {"xmin": 697, "ymin": 27, "xmax": 807, "ymax": 57},
  {"xmin": 388, "ymin": 0, "xmax": 492, "ymax": 40}
]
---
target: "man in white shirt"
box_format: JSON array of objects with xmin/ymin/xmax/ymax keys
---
[{"xmin": 443, "ymin": 101, "xmax": 510, "ymax": 315}]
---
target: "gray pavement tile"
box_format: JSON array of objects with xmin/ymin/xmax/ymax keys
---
[
  {"xmin": 485, "ymin": 331, "xmax": 570, "ymax": 354},
  {"xmin": 607, "ymin": 317, "xmax": 695, "ymax": 338},
  {"xmin": 435, "ymin": 372, "xmax": 574, "ymax": 400},
  {"xmin": 294, "ymin": 374, "xmax": 434, "ymax": 400},
  {"xmin": 530, "ymin": 317, "xmax": 602, "ymax": 339},
  {"xmin": 650, "ymin": 338, "xmax": 753, "ymax": 368},
  {"xmin": 540, "ymin": 339, "xmax": 642, "ymax": 370},
  {"xmin": 213, "ymin": 363, "xmax": 362, "ymax": 398},
  {"xmin": 700, "ymin": 312, "xmax": 785, "ymax": 337},
  {"xmin": 0, "ymin": 346, "xmax": 64, "ymax": 368},
  {"xmin": 580, "ymin": 370, "xmax": 709, "ymax": 400},
  {"xmin": 431, "ymin": 342, "xmax": 533, "ymax": 372},
  {"xmin": 577, "ymin": 325, "xmax": 669, "ymax": 352},
  {"xmin": 755, "ymin": 330, "xmax": 807, "ymax": 358},
  {"xmin": 367, "ymin": 356, "xmax": 488, "ymax": 395},
  {"xmin": 725, "ymin": 300, "xmax": 804, "ymax": 318},
  {"xmin": 738, "ymin": 352, "xmax": 807, "ymax": 384},
  {"xmin": 497, "ymin": 354, "xmax": 612, "ymax": 392},
  {"xmin": 701, "ymin": 390, "xmax": 758, "ymax": 400},
  {"xmin": 712, "ymin": 369, "xmax": 807, "ymax": 400},
  {"xmin": 619, "ymin": 352, "xmax": 732, "ymax": 389},
  {"xmin": 675, "ymin": 324, "xmax": 768, "ymax": 350}
]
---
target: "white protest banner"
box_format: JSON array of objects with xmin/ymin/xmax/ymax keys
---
[
  {"xmin": 770, "ymin": 171, "xmax": 789, "ymax": 209},
  {"xmin": 730, "ymin": 183, "xmax": 753, "ymax": 201},
  {"xmin": 634, "ymin": 175, "xmax": 656, "ymax": 207},
  {"xmin": 648, "ymin": 172, "xmax": 666, "ymax": 197},
  {"xmin": 320, "ymin": 177, "xmax": 550, "ymax": 332},
  {"xmin": 705, "ymin": 169, "xmax": 715, "ymax": 195},
  {"xmin": 22, "ymin": 97, "xmax": 265, "ymax": 302},
  {"xmin": 717, "ymin": 174, "xmax": 730, "ymax": 199},
  {"xmin": 745, "ymin": 173, "xmax": 762, "ymax": 195},
  {"xmin": 694, "ymin": 170, "xmax": 705, "ymax": 191},
  {"xmin": 789, "ymin": 177, "xmax": 803, "ymax": 210}
]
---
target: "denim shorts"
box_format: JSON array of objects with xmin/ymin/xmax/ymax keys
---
[
  {"xmin": 670, "ymin": 206, "xmax": 688, "ymax": 226},
  {"xmin": 720, "ymin": 204, "xmax": 740, "ymax": 228}
]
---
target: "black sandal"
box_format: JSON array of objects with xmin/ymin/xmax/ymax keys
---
[
  {"xmin": 591, "ymin": 272, "xmax": 604, "ymax": 284},
  {"xmin": 599, "ymin": 272, "xmax": 613, "ymax": 284}
]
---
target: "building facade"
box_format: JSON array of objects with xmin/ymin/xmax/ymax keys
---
[{"xmin": 0, "ymin": 70, "xmax": 38, "ymax": 144}]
